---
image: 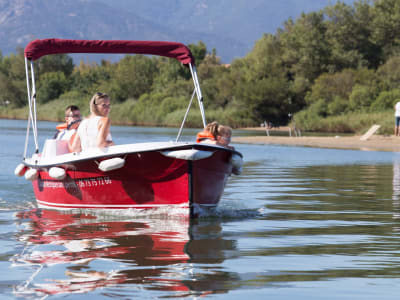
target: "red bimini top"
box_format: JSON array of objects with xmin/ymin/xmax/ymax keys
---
[{"xmin": 24, "ymin": 39, "xmax": 194, "ymax": 65}]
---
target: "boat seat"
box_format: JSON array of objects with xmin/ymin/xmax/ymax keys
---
[{"xmin": 42, "ymin": 139, "xmax": 70, "ymax": 157}]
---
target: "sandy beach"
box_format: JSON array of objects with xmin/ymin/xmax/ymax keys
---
[{"xmin": 233, "ymin": 127, "xmax": 400, "ymax": 152}]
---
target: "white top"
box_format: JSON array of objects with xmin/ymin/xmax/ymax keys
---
[
  {"xmin": 77, "ymin": 116, "xmax": 112, "ymax": 150},
  {"xmin": 55, "ymin": 129, "xmax": 76, "ymax": 141},
  {"xmin": 395, "ymin": 102, "xmax": 400, "ymax": 117}
]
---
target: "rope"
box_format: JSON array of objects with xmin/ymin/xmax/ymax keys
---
[{"xmin": 176, "ymin": 89, "xmax": 196, "ymax": 142}]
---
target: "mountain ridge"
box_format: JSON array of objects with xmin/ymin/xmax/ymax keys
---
[{"xmin": 0, "ymin": 0, "xmax": 355, "ymax": 62}]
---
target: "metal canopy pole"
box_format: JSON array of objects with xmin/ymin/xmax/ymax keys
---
[
  {"xmin": 189, "ymin": 64, "xmax": 206, "ymax": 128},
  {"xmin": 23, "ymin": 58, "xmax": 32, "ymax": 159},
  {"xmin": 30, "ymin": 61, "xmax": 39, "ymax": 153}
]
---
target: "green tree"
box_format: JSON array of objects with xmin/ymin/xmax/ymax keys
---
[
  {"xmin": 36, "ymin": 54, "xmax": 74, "ymax": 77},
  {"xmin": 279, "ymin": 12, "xmax": 330, "ymax": 82},
  {"xmin": 371, "ymin": 0, "xmax": 400, "ymax": 60},
  {"xmin": 324, "ymin": 1, "xmax": 373, "ymax": 70},
  {"xmin": 0, "ymin": 49, "xmax": 27, "ymax": 107},
  {"xmin": 37, "ymin": 71, "xmax": 69, "ymax": 103},
  {"xmin": 376, "ymin": 55, "xmax": 400, "ymax": 91},
  {"xmin": 112, "ymin": 55, "xmax": 157, "ymax": 101}
]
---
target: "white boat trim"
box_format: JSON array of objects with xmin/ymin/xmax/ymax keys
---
[
  {"xmin": 37, "ymin": 199, "xmax": 191, "ymax": 209},
  {"xmin": 24, "ymin": 141, "xmax": 239, "ymax": 168}
]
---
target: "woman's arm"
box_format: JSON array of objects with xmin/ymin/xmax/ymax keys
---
[
  {"xmin": 97, "ymin": 117, "xmax": 114, "ymax": 148},
  {"xmin": 69, "ymin": 133, "xmax": 82, "ymax": 152}
]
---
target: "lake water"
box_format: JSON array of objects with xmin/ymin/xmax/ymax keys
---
[{"xmin": 1, "ymin": 118, "xmax": 400, "ymax": 299}]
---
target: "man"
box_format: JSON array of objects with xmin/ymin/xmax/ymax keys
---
[
  {"xmin": 395, "ymin": 100, "xmax": 400, "ymax": 136},
  {"xmin": 54, "ymin": 105, "xmax": 82, "ymax": 151}
]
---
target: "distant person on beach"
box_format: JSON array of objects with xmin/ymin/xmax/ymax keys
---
[
  {"xmin": 70, "ymin": 92, "xmax": 114, "ymax": 152},
  {"xmin": 395, "ymin": 100, "xmax": 400, "ymax": 136},
  {"xmin": 54, "ymin": 105, "xmax": 82, "ymax": 152},
  {"xmin": 196, "ymin": 121, "xmax": 234, "ymax": 150}
]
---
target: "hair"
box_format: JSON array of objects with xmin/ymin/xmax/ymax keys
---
[
  {"xmin": 205, "ymin": 121, "xmax": 232, "ymax": 138},
  {"xmin": 89, "ymin": 92, "xmax": 109, "ymax": 116},
  {"xmin": 65, "ymin": 105, "xmax": 80, "ymax": 117},
  {"xmin": 217, "ymin": 125, "xmax": 232, "ymax": 137},
  {"xmin": 205, "ymin": 121, "xmax": 219, "ymax": 138}
]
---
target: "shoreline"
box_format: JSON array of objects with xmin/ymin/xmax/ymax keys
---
[{"xmin": 232, "ymin": 134, "xmax": 400, "ymax": 152}]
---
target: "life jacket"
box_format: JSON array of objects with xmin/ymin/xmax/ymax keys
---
[
  {"xmin": 56, "ymin": 123, "xmax": 68, "ymax": 131},
  {"xmin": 196, "ymin": 131, "xmax": 216, "ymax": 143}
]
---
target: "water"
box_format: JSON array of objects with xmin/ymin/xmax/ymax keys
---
[{"xmin": 1, "ymin": 118, "xmax": 400, "ymax": 299}]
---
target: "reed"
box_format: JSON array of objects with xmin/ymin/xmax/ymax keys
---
[{"xmin": 294, "ymin": 110, "xmax": 393, "ymax": 135}]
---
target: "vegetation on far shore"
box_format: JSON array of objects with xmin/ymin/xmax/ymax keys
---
[{"xmin": 1, "ymin": 0, "xmax": 400, "ymax": 136}]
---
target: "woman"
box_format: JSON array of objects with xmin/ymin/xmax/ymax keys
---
[{"xmin": 71, "ymin": 92, "xmax": 114, "ymax": 152}]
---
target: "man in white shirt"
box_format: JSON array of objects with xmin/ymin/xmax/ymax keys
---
[{"xmin": 395, "ymin": 101, "xmax": 400, "ymax": 136}]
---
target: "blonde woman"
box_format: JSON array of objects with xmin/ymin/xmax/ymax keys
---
[{"xmin": 71, "ymin": 92, "xmax": 114, "ymax": 152}]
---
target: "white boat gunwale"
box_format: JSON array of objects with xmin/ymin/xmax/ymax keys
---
[{"xmin": 22, "ymin": 142, "xmax": 241, "ymax": 169}]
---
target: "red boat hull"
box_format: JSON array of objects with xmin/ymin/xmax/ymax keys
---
[{"xmin": 31, "ymin": 149, "xmax": 233, "ymax": 214}]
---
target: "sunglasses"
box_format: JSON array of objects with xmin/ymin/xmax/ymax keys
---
[
  {"xmin": 66, "ymin": 113, "xmax": 81, "ymax": 118},
  {"xmin": 97, "ymin": 103, "xmax": 111, "ymax": 109}
]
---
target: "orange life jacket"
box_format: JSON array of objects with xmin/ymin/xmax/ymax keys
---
[
  {"xmin": 56, "ymin": 123, "xmax": 68, "ymax": 131},
  {"xmin": 196, "ymin": 131, "xmax": 216, "ymax": 143}
]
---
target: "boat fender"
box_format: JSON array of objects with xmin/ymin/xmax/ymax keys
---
[
  {"xmin": 24, "ymin": 168, "xmax": 38, "ymax": 181},
  {"xmin": 14, "ymin": 163, "xmax": 28, "ymax": 177},
  {"xmin": 98, "ymin": 157, "xmax": 125, "ymax": 172},
  {"xmin": 49, "ymin": 167, "xmax": 66, "ymax": 180},
  {"xmin": 231, "ymin": 154, "xmax": 243, "ymax": 175},
  {"xmin": 161, "ymin": 149, "xmax": 214, "ymax": 160}
]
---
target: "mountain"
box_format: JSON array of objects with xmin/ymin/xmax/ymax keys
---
[{"xmin": 0, "ymin": 0, "xmax": 356, "ymax": 63}]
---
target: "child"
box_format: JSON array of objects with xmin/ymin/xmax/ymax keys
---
[{"xmin": 196, "ymin": 121, "xmax": 234, "ymax": 150}]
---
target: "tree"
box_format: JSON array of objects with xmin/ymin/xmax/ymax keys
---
[
  {"xmin": 231, "ymin": 35, "xmax": 291, "ymax": 124},
  {"xmin": 324, "ymin": 2, "xmax": 369, "ymax": 70},
  {"xmin": 279, "ymin": 12, "xmax": 330, "ymax": 82},
  {"xmin": 36, "ymin": 54, "xmax": 74, "ymax": 77},
  {"xmin": 113, "ymin": 55, "xmax": 157, "ymax": 101},
  {"xmin": 0, "ymin": 49, "xmax": 27, "ymax": 107},
  {"xmin": 371, "ymin": 0, "xmax": 400, "ymax": 60},
  {"xmin": 37, "ymin": 71, "xmax": 69, "ymax": 103}
]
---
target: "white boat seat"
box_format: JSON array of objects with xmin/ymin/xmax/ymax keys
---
[{"xmin": 42, "ymin": 139, "xmax": 70, "ymax": 157}]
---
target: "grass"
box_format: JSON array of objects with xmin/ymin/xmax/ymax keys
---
[{"xmin": 293, "ymin": 110, "xmax": 394, "ymax": 135}]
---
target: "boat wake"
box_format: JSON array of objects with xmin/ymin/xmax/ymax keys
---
[{"xmin": 193, "ymin": 201, "xmax": 265, "ymax": 219}]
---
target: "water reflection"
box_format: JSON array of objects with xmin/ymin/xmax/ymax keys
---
[
  {"xmin": 12, "ymin": 209, "xmax": 239, "ymax": 298},
  {"xmin": 393, "ymin": 161, "xmax": 400, "ymax": 219},
  {"xmin": 12, "ymin": 209, "xmax": 193, "ymax": 297}
]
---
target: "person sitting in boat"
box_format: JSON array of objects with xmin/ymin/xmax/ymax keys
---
[
  {"xmin": 196, "ymin": 121, "xmax": 234, "ymax": 150},
  {"xmin": 70, "ymin": 92, "xmax": 114, "ymax": 152},
  {"xmin": 53, "ymin": 105, "xmax": 82, "ymax": 151}
]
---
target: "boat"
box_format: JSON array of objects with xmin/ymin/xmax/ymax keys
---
[{"xmin": 15, "ymin": 38, "xmax": 243, "ymax": 217}]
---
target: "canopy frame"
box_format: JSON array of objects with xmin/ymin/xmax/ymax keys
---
[{"xmin": 23, "ymin": 39, "xmax": 206, "ymax": 156}]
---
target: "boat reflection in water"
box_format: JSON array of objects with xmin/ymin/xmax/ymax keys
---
[{"xmin": 12, "ymin": 208, "xmax": 199, "ymax": 297}]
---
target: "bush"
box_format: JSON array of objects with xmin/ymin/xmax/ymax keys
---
[
  {"xmin": 348, "ymin": 84, "xmax": 375, "ymax": 112},
  {"xmin": 370, "ymin": 89, "xmax": 400, "ymax": 111},
  {"xmin": 327, "ymin": 96, "xmax": 348, "ymax": 115},
  {"xmin": 294, "ymin": 110, "xmax": 393, "ymax": 134}
]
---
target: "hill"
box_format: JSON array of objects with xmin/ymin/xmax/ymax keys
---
[{"xmin": 0, "ymin": 0, "xmax": 355, "ymax": 62}]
